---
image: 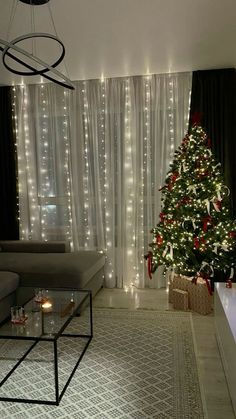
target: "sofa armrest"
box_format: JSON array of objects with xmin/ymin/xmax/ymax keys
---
[{"xmin": 0, "ymin": 240, "xmax": 70, "ymax": 253}]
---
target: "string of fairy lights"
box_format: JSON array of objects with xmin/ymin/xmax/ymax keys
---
[
  {"xmin": 62, "ymin": 88, "xmax": 73, "ymax": 245},
  {"xmin": 100, "ymin": 78, "xmax": 114, "ymax": 281},
  {"xmin": 81, "ymin": 82, "xmax": 91, "ymax": 248},
  {"xmin": 12, "ymin": 83, "xmax": 73, "ymax": 244},
  {"xmin": 13, "ymin": 85, "xmax": 39, "ymax": 239},
  {"xmin": 168, "ymin": 77, "xmax": 175, "ymax": 160},
  {"xmin": 39, "ymin": 84, "xmax": 50, "ymax": 240},
  {"xmin": 11, "ymin": 74, "xmax": 191, "ymax": 288},
  {"xmin": 11, "ymin": 86, "xmax": 20, "ymax": 231},
  {"xmin": 141, "ymin": 76, "xmax": 152, "ymax": 284},
  {"xmin": 124, "ymin": 78, "xmax": 136, "ymax": 286}
]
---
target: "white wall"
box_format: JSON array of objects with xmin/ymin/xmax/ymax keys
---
[{"xmin": 0, "ymin": 0, "xmax": 235, "ymax": 85}]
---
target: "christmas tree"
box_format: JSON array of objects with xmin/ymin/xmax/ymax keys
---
[{"xmin": 146, "ymin": 121, "xmax": 236, "ymax": 285}]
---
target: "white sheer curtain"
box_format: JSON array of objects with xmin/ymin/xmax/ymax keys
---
[{"xmin": 12, "ymin": 72, "xmax": 192, "ymax": 289}]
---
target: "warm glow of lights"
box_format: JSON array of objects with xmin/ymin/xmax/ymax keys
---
[{"xmin": 12, "ymin": 73, "xmax": 191, "ymax": 290}]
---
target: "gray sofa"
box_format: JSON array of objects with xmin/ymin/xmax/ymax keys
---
[
  {"xmin": 0, "ymin": 271, "xmax": 20, "ymax": 323},
  {"xmin": 0, "ymin": 240, "xmax": 105, "ymax": 323}
]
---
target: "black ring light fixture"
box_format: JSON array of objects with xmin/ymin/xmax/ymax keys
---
[
  {"xmin": 0, "ymin": 0, "xmax": 75, "ymax": 90},
  {"xmin": 2, "ymin": 33, "xmax": 65, "ymax": 76},
  {"xmin": 20, "ymin": 0, "xmax": 49, "ymax": 4}
]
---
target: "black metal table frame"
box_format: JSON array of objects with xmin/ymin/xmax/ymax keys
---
[{"xmin": 0, "ymin": 289, "xmax": 93, "ymax": 406}]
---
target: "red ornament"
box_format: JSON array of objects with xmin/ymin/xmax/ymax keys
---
[
  {"xmin": 215, "ymin": 200, "xmax": 222, "ymax": 210},
  {"xmin": 184, "ymin": 196, "xmax": 191, "ymax": 204},
  {"xmin": 202, "ymin": 215, "xmax": 212, "ymax": 232},
  {"xmin": 171, "ymin": 171, "xmax": 179, "ymax": 182},
  {"xmin": 159, "ymin": 212, "xmax": 165, "ymax": 223},
  {"xmin": 193, "ymin": 237, "xmax": 205, "ymax": 249},
  {"xmin": 168, "ymin": 171, "xmax": 179, "ymax": 191},
  {"xmin": 226, "ymin": 279, "xmax": 232, "ymax": 289},
  {"xmin": 144, "ymin": 251, "xmax": 155, "ymax": 280},
  {"xmin": 144, "ymin": 252, "xmax": 152, "ymax": 279},
  {"xmin": 229, "ymin": 231, "xmax": 236, "ymax": 238},
  {"xmin": 156, "ymin": 235, "xmax": 163, "ymax": 245},
  {"xmin": 177, "ymin": 196, "xmax": 191, "ymax": 208},
  {"xmin": 194, "ymin": 237, "xmax": 200, "ymax": 249}
]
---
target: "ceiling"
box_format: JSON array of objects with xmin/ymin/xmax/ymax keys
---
[{"xmin": 0, "ymin": 0, "xmax": 236, "ymax": 86}]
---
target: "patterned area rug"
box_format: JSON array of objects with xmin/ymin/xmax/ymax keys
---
[{"xmin": 0, "ymin": 309, "xmax": 205, "ymax": 419}]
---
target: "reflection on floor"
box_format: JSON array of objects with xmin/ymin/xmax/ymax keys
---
[{"xmin": 94, "ymin": 287, "xmax": 235, "ymax": 419}]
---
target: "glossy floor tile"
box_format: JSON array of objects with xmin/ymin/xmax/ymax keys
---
[{"xmin": 94, "ymin": 287, "xmax": 236, "ymax": 419}]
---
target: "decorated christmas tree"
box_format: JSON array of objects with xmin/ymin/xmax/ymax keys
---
[{"xmin": 146, "ymin": 120, "xmax": 236, "ymax": 287}]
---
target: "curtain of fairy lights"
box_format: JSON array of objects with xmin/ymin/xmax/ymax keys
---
[
  {"xmin": 12, "ymin": 72, "xmax": 192, "ymax": 289},
  {"xmin": 12, "ymin": 83, "xmax": 72, "ymax": 243}
]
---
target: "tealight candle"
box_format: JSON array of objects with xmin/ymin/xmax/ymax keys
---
[{"xmin": 41, "ymin": 300, "xmax": 53, "ymax": 313}]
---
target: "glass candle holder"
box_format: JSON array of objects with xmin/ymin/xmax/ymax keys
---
[{"xmin": 11, "ymin": 306, "xmax": 27, "ymax": 324}]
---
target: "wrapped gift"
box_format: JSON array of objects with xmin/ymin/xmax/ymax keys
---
[
  {"xmin": 173, "ymin": 289, "xmax": 189, "ymax": 311},
  {"xmin": 173, "ymin": 274, "xmax": 192, "ymax": 290},
  {"xmin": 187, "ymin": 278, "xmax": 212, "ymax": 315},
  {"xmin": 173, "ymin": 275, "xmax": 192, "ymax": 291},
  {"xmin": 169, "ymin": 274, "xmax": 192, "ymax": 302}
]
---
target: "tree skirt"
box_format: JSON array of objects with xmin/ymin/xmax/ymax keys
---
[{"xmin": 0, "ymin": 309, "xmax": 205, "ymax": 418}]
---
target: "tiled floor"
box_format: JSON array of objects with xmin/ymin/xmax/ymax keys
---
[{"xmin": 93, "ymin": 287, "xmax": 236, "ymax": 419}]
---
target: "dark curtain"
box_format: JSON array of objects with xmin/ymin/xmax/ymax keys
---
[
  {"xmin": 189, "ymin": 68, "xmax": 236, "ymax": 284},
  {"xmin": 0, "ymin": 86, "xmax": 19, "ymax": 239},
  {"xmin": 189, "ymin": 68, "xmax": 236, "ymax": 215}
]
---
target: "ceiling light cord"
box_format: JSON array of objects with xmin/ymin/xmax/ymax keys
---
[
  {"xmin": 47, "ymin": 1, "xmax": 71, "ymax": 80},
  {"xmin": 6, "ymin": 0, "xmax": 18, "ymax": 41},
  {"xmin": 47, "ymin": 1, "xmax": 58, "ymax": 38},
  {"xmin": 30, "ymin": 0, "xmax": 37, "ymax": 58}
]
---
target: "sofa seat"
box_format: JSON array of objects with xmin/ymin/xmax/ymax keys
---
[
  {"xmin": 0, "ymin": 251, "xmax": 105, "ymax": 290},
  {"xmin": 0, "ymin": 240, "xmax": 105, "ymax": 320}
]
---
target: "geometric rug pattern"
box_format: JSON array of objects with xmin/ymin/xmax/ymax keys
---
[{"xmin": 0, "ymin": 309, "xmax": 205, "ymax": 418}]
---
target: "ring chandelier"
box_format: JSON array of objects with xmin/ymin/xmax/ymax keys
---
[{"xmin": 0, "ymin": 0, "xmax": 75, "ymax": 90}]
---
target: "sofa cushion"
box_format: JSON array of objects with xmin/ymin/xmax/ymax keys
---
[
  {"xmin": 0, "ymin": 251, "xmax": 105, "ymax": 289},
  {"xmin": 0, "ymin": 240, "xmax": 70, "ymax": 253},
  {"xmin": 0, "ymin": 271, "xmax": 19, "ymax": 300}
]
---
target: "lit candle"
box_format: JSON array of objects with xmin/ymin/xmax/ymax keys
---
[{"xmin": 41, "ymin": 300, "xmax": 52, "ymax": 313}]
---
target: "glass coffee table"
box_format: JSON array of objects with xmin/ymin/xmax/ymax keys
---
[{"xmin": 0, "ymin": 288, "xmax": 92, "ymax": 405}]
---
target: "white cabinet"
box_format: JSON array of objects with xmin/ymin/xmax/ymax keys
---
[{"xmin": 215, "ymin": 282, "xmax": 236, "ymax": 415}]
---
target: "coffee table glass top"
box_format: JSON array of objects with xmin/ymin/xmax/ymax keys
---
[{"xmin": 0, "ymin": 289, "xmax": 89, "ymax": 339}]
